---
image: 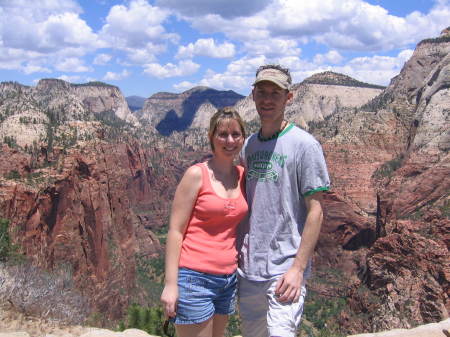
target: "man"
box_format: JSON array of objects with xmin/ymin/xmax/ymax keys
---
[{"xmin": 238, "ymin": 65, "xmax": 330, "ymax": 337}]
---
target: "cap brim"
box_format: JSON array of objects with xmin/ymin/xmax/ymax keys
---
[{"xmin": 253, "ymin": 77, "xmax": 288, "ymax": 90}]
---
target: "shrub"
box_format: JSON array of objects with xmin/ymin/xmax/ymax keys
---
[
  {"xmin": 4, "ymin": 170, "xmax": 21, "ymax": 180},
  {"xmin": 0, "ymin": 218, "xmax": 19, "ymax": 262},
  {"xmin": 120, "ymin": 304, "xmax": 240, "ymax": 337},
  {"xmin": 373, "ymin": 155, "xmax": 404, "ymax": 179},
  {"xmin": 121, "ymin": 304, "xmax": 170, "ymax": 336}
]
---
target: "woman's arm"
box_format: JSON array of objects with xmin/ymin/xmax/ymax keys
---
[{"xmin": 160, "ymin": 165, "xmax": 202, "ymax": 317}]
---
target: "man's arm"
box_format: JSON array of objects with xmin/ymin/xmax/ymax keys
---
[{"xmin": 275, "ymin": 192, "xmax": 324, "ymax": 302}]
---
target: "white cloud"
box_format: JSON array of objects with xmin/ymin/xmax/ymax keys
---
[
  {"xmin": 183, "ymin": 44, "xmax": 411, "ymax": 93},
  {"xmin": 0, "ymin": 47, "xmax": 44, "ymax": 70},
  {"xmin": 156, "ymin": 0, "xmax": 271, "ymax": 18},
  {"xmin": 270, "ymin": 0, "xmax": 450, "ymax": 51},
  {"xmin": 55, "ymin": 57, "xmax": 92, "ymax": 72},
  {"xmin": 331, "ymin": 49, "xmax": 414, "ymax": 85},
  {"xmin": 176, "ymin": 39, "xmax": 235, "ymax": 59},
  {"xmin": 189, "ymin": 14, "xmax": 269, "ymax": 41},
  {"xmin": 57, "ymin": 74, "xmax": 82, "ymax": 83},
  {"xmin": 144, "ymin": 60, "xmax": 200, "ymax": 78},
  {"xmin": 1, "ymin": 8, "xmax": 98, "ymax": 53},
  {"xmin": 93, "ymin": 54, "xmax": 112, "ymax": 65},
  {"xmin": 0, "ymin": 0, "xmax": 82, "ymax": 23},
  {"xmin": 99, "ymin": 0, "xmax": 176, "ymax": 50},
  {"xmin": 103, "ymin": 69, "xmax": 131, "ymax": 81},
  {"xmin": 314, "ymin": 50, "xmax": 343, "ymax": 65},
  {"xmin": 173, "ymin": 81, "xmax": 196, "ymax": 92},
  {"xmin": 196, "ymin": 69, "xmax": 250, "ymax": 92},
  {"xmin": 0, "ymin": 0, "xmax": 99, "ymax": 75},
  {"xmin": 187, "ymin": 0, "xmax": 450, "ymax": 53},
  {"xmin": 23, "ymin": 64, "xmax": 52, "ymax": 75},
  {"xmin": 180, "ymin": 55, "xmax": 267, "ymax": 92},
  {"xmin": 243, "ymin": 38, "xmax": 301, "ymax": 57},
  {"xmin": 124, "ymin": 43, "xmax": 167, "ymax": 65}
]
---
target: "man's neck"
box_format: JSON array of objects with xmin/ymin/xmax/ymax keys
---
[{"xmin": 260, "ymin": 118, "xmax": 285, "ymax": 138}]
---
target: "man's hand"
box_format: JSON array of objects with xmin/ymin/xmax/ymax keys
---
[{"xmin": 274, "ymin": 267, "xmax": 303, "ymax": 303}]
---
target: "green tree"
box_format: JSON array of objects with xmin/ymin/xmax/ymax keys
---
[
  {"xmin": 0, "ymin": 219, "xmax": 18, "ymax": 262},
  {"xmin": 127, "ymin": 304, "xmax": 140, "ymax": 328},
  {"xmin": 124, "ymin": 304, "xmax": 173, "ymax": 336}
]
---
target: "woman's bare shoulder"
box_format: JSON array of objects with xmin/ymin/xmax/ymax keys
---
[{"xmin": 180, "ymin": 164, "xmax": 203, "ymax": 187}]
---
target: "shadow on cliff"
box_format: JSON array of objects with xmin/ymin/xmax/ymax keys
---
[{"xmin": 155, "ymin": 89, "xmax": 243, "ymax": 136}]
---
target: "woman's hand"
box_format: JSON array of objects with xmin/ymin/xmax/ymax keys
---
[
  {"xmin": 161, "ymin": 165, "xmax": 202, "ymax": 319},
  {"xmin": 161, "ymin": 284, "xmax": 178, "ymax": 318}
]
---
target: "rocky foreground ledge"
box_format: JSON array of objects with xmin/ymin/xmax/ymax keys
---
[
  {"xmin": 347, "ymin": 318, "xmax": 450, "ymax": 337},
  {"xmin": 0, "ymin": 329, "xmax": 156, "ymax": 337},
  {"xmin": 1, "ymin": 302, "xmax": 449, "ymax": 337},
  {"xmin": 1, "ymin": 321, "xmax": 450, "ymax": 337}
]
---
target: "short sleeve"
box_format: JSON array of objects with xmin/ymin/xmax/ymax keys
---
[{"xmin": 298, "ymin": 141, "xmax": 330, "ymax": 197}]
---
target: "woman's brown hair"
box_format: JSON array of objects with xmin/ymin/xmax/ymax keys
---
[{"xmin": 208, "ymin": 107, "xmax": 246, "ymax": 151}]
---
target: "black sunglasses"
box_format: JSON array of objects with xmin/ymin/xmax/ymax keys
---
[{"xmin": 163, "ymin": 319, "xmax": 176, "ymax": 337}]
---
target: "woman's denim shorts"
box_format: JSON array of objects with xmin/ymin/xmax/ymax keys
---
[{"xmin": 171, "ymin": 267, "xmax": 237, "ymax": 325}]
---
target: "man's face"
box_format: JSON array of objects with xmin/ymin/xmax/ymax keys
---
[{"xmin": 252, "ymin": 81, "xmax": 292, "ymax": 123}]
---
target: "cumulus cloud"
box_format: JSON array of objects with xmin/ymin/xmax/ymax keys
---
[
  {"xmin": 0, "ymin": 0, "xmax": 99, "ymax": 75},
  {"xmin": 243, "ymin": 38, "xmax": 301, "ymax": 57},
  {"xmin": 269, "ymin": 0, "xmax": 450, "ymax": 51},
  {"xmin": 314, "ymin": 50, "xmax": 343, "ymax": 65},
  {"xmin": 177, "ymin": 55, "xmax": 268, "ymax": 92},
  {"xmin": 173, "ymin": 81, "xmax": 196, "ymax": 92},
  {"xmin": 1, "ymin": 0, "xmax": 82, "ymax": 22},
  {"xmin": 194, "ymin": 69, "xmax": 251, "ymax": 92},
  {"xmin": 176, "ymin": 39, "xmax": 235, "ymax": 59},
  {"xmin": 1, "ymin": 0, "xmax": 447, "ymax": 96},
  {"xmin": 188, "ymin": 0, "xmax": 449, "ymax": 53},
  {"xmin": 99, "ymin": 0, "xmax": 176, "ymax": 50},
  {"xmin": 179, "ymin": 44, "xmax": 413, "ymax": 93},
  {"xmin": 330, "ymin": 49, "xmax": 414, "ymax": 85},
  {"xmin": 144, "ymin": 60, "xmax": 200, "ymax": 78},
  {"xmin": 156, "ymin": 0, "xmax": 271, "ymax": 18},
  {"xmin": 97, "ymin": 0, "xmax": 181, "ymax": 66},
  {"xmin": 55, "ymin": 57, "xmax": 92, "ymax": 72},
  {"xmin": 93, "ymin": 54, "xmax": 112, "ymax": 65},
  {"xmin": 0, "ymin": 47, "xmax": 44, "ymax": 70},
  {"xmin": 1, "ymin": 6, "xmax": 98, "ymax": 53},
  {"xmin": 23, "ymin": 64, "xmax": 51, "ymax": 75},
  {"xmin": 103, "ymin": 69, "xmax": 131, "ymax": 81},
  {"xmin": 57, "ymin": 74, "xmax": 82, "ymax": 83}
]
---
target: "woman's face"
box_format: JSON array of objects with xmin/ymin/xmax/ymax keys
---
[{"xmin": 211, "ymin": 118, "xmax": 244, "ymax": 157}]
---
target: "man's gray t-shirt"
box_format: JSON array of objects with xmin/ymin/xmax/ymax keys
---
[{"xmin": 238, "ymin": 124, "xmax": 330, "ymax": 281}]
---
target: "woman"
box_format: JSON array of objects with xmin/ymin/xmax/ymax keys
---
[{"xmin": 160, "ymin": 107, "xmax": 248, "ymax": 337}]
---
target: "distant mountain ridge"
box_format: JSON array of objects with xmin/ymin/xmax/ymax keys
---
[
  {"xmin": 126, "ymin": 95, "xmax": 146, "ymax": 112},
  {"xmin": 301, "ymin": 71, "xmax": 386, "ymax": 89},
  {"xmin": 137, "ymin": 86, "xmax": 245, "ymax": 135}
]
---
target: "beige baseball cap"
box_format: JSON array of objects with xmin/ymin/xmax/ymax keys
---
[{"xmin": 253, "ymin": 68, "xmax": 291, "ymax": 90}]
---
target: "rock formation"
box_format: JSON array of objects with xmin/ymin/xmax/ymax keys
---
[
  {"xmin": 0, "ymin": 137, "xmax": 206, "ymax": 321},
  {"xmin": 0, "ymin": 80, "xmax": 138, "ymax": 148},
  {"xmin": 137, "ymin": 86, "xmax": 244, "ymax": 135},
  {"xmin": 314, "ymin": 33, "xmax": 450, "ymax": 334},
  {"xmin": 348, "ymin": 318, "xmax": 450, "ymax": 337},
  {"xmin": 234, "ymin": 71, "xmax": 384, "ymax": 129}
]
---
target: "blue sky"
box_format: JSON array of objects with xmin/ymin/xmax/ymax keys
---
[{"xmin": 0, "ymin": 0, "xmax": 448, "ymax": 98}]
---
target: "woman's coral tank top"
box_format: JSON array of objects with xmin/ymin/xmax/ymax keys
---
[{"xmin": 178, "ymin": 162, "xmax": 248, "ymax": 275}]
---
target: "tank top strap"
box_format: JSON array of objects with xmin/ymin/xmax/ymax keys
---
[
  {"xmin": 195, "ymin": 162, "xmax": 212, "ymax": 193},
  {"xmin": 236, "ymin": 165, "xmax": 244, "ymax": 180},
  {"xmin": 236, "ymin": 165, "xmax": 245, "ymax": 191}
]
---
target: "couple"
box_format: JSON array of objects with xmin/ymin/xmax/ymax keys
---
[{"xmin": 160, "ymin": 64, "xmax": 330, "ymax": 337}]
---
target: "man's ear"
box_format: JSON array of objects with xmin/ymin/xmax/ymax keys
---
[
  {"xmin": 287, "ymin": 91, "xmax": 293, "ymax": 103},
  {"xmin": 251, "ymin": 88, "xmax": 256, "ymax": 101}
]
